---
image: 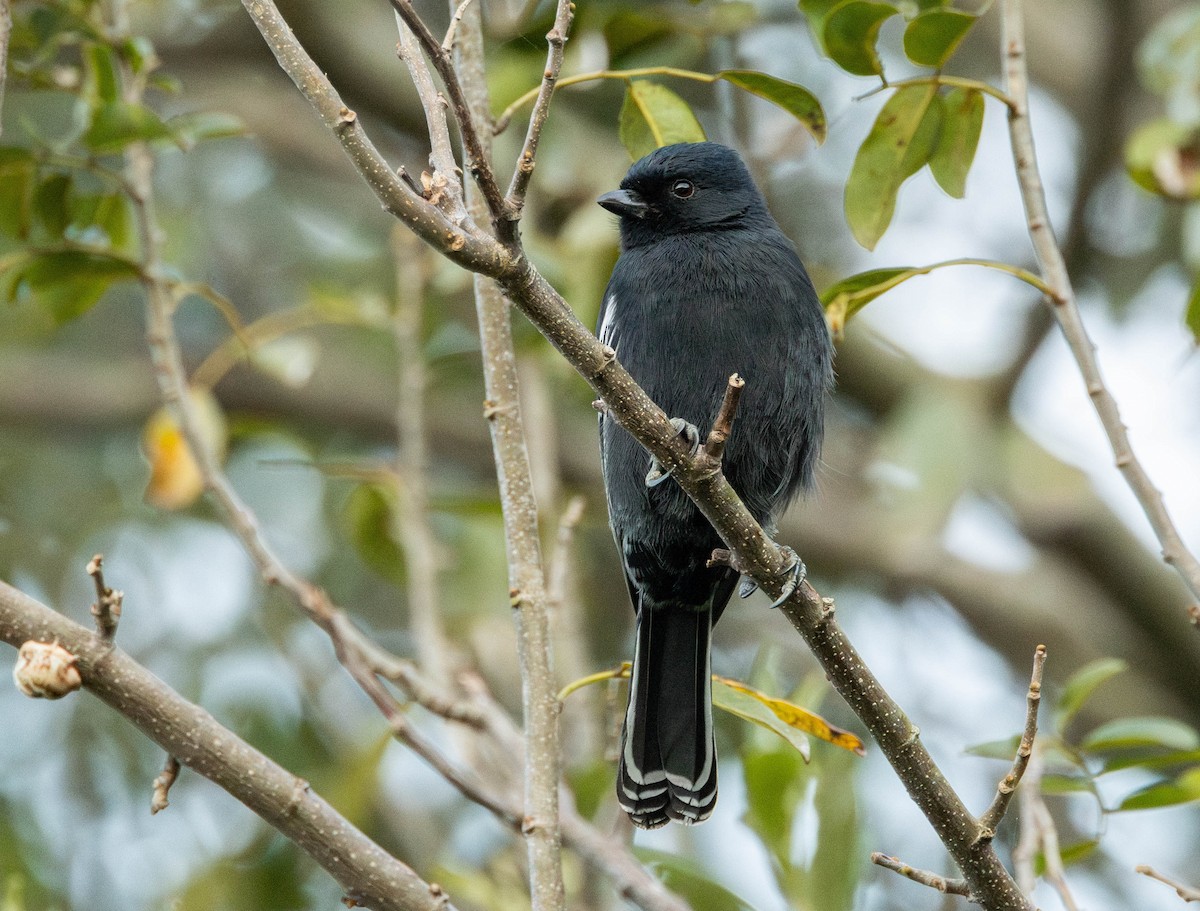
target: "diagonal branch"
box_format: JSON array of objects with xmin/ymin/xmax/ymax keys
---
[
  {"xmin": 871, "ymin": 853, "xmax": 970, "ymax": 896},
  {"xmin": 978, "ymin": 644, "xmax": 1046, "ymax": 838},
  {"xmin": 394, "ymin": 11, "xmax": 466, "ymax": 225},
  {"xmin": 505, "ymin": 0, "xmax": 574, "ymax": 219},
  {"xmin": 1000, "ymin": 0, "xmax": 1200, "ymax": 611},
  {"xmin": 0, "ymin": 581, "xmax": 456, "ymax": 911},
  {"xmin": 1137, "ymin": 866, "xmax": 1200, "ymax": 902},
  {"xmin": 387, "ymin": 0, "xmax": 510, "ymax": 231}
]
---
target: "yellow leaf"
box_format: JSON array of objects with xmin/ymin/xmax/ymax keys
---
[
  {"xmin": 558, "ymin": 664, "xmax": 866, "ymax": 758},
  {"xmin": 142, "ymin": 388, "xmax": 226, "ymax": 510},
  {"xmin": 715, "ymin": 675, "xmax": 866, "ymax": 756}
]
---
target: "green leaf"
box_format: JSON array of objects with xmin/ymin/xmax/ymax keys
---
[
  {"xmin": 1081, "ymin": 716, "xmax": 1200, "ymax": 755},
  {"xmin": 1186, "ymin": 274, "xmax": 1200, "ymax": 344},
  {"xmin": 84, "ymin": 102, "xmax": 175, "ymax": 153},
  {"xmin": 68, "ymin": 192, "xmax": 135, "ymax": 252},
  {"xmin": 1039, "ymin": 773, "xmax": 1095, "ymax": 796},
  {"xmin": 618, "ymin": 81, "xmax": 707, "ymax": 161},
  {"xmin": 0, "ymin": 149, "xmax": 37, "ymax": 239},
  {"xmin": 1058, "ymin": 840, "xmax": 1100, "ymax": 868},
  {"xmin": 565, "ymin": 759, "xmax": 612, "ymax": 822},
  {"xmin": 714, "ymin": 678, "xmax": 810, "ymax": 759},
  {"xmin": 1101, "ymin": 748, "xmax": 1200, "ymax": 774},
  {"xmin": 903, "ymin": 9, "xmax": 977, "ymax": 68},
  {"xmin": 742, "ymin": 748, "xmax": 806, "ymax": 860},
  {"xmin": 341, "ymin": 484, "xmax": 406, "ymax": 585},
  {"xmin": 964, "ymin": 734, "xmax": 1022, "ymax": 760},
  {"xmin": 1116, "ymin": 767, "xmax": 1200, "ymax": 811},
  {"xmin": 820, "ymin": 266, "xmax": 912, "ymax": 334},
  {"xmin": 121, "ymin": 36, "xmax": 159, "ymax": 77},
  {"xmin": 634, "ymin": 848, "xmax": 760, "ymax": 911},
  {"xmin": 845, "ymin": 83, "xmax": 940, "ymax": 249},
  {"xmin": 718, "ymin": 70, "xmax": 827, "ymax": 143},
  {"xmin": 82, "ymin": 42, "xmax": 122, "ymax": 106},
  {"xmin": 166, "ymin": 111, "xmax": 247, "ymax": 150},
  {"xmin": 33, "ymin": 173, "xmax": 73, "ymax": 239},
  {"xmin": 2, "ymin": 249, "xmax": 138, "ymax": 323},
  {"xmin": 823, "ymin": 1, "xmax": 899, "ymax": 77},
  {"xmin": 1054, "ymin": 658, "xmax": 1127, "ymax": 730},
  {"xmin": 928, "ymin": 87, "xmax": 983, "ymax": 198}
]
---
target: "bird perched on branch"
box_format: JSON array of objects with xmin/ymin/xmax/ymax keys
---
[{"xmin": 596, "ymin": 142, "xmax": 832, "ymax": 828}]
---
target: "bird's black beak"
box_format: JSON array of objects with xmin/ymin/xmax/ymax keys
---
[{"xmin": 598, "ymin": 188, "xmax": 651, "ymax": 219}]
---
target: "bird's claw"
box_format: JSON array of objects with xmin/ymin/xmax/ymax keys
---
[
  {"xmin": 738, "ymin": 547, "xmax": 807, "ymax": 607},
  {"xmin": 645, "ymin": 418, "xmax": 701, "ymax": 488},
  {"xmin": 768, "ymin": 547, "xmax": 806, "ymax": 608}
]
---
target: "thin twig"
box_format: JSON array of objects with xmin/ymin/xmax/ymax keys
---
[
  {"xmin": 1136, "ymin": 866, "xmax": 1200, "ymax": 902},
  {"xmin": 388, "ymin": 0, "xmax": 510, "ymax": 231},
  {"xmin": 150, "ymin": 754, "xmax": 180, "ymax": 814},
  {"xmin": 702, "ymin": 373, "xmax": 745, "ymax": 463},
  {"xmin": 452, "ymin": 2, "xmax": 564, "ymax": 907},
  {"xmin": 978, "ymin": 644, "xmax": 1046, "ymax": 839},
  {"xmin": 505, "ymin": 0, "xmax": 574, "ymax": 218},
  {"xmin": 391, "ymin": 227, "xmax": 452, "ymax": 686},
  {"xmin": 441, "ymin": 0, "xmax": 474, "ymax": 51},
  {"xmin": 394, "ymin": 12, "xmax": 466, "ymax": 224},
  {"xmin": 86, "ymin": 554, "xmax": 123, "ymax": 641},
  {"xmin": 1001, "ymin": 0, "xmax": 1200, "ymax": 609},
  {"xmin": 546, "ymin": 496, "xmax": 586, "ymax": 617},
  {"xmin": 1014, "ymin": 748, "xmax": 1082, "ymax": 910},
  {"xmin": 871, "ymin": 853, "xmax": 971, "ymax": 896}
]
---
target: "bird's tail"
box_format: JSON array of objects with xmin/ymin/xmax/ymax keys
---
[{"xmin": 617, "ymin": 601, "xmax": 717, "ymax": 828}]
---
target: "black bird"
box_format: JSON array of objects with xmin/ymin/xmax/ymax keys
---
[{"xmin": 596, "ymin": 142, "xmax": 832, "ymax": 828}]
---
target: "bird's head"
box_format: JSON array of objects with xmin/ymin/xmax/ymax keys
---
[{"xmin": 597, "ymin": 142, "xmax": 771, "ymax": 247}]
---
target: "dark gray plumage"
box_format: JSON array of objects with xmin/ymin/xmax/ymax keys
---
[{"xmin": 597, "ymin": 142, "xmax": 832, "ymax": 828}]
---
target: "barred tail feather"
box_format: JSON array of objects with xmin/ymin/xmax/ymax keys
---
[{"xmin": 617, "ymin": 602, "xmax": 717, "ymax": 828}]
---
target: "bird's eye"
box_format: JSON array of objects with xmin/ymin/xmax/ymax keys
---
[{"xmin": 671, "ymin": 179, "xmax": 695, "ymax": 198}]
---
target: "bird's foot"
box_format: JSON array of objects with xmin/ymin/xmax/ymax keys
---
[
  {"xmin": 645, "ymin": 418, "xmax": 701, "ymax": 488},
  {"xmin": 738, "ymin": 547, "xmax": 807, "ymax": 608}
]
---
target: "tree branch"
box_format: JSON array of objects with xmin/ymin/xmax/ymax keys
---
[
  {"xmin": 702, "ymin": 373, "xmax": 745, "ymax": 464},
  {"xmin": 0, "ymin": 581, "xmax": 456, "ymax": 911},
  {"xmin": 452, "ymin": 3, "xmax": 564, "ymax": 907},
  {"xmin": 1015, "ymin": 749, "xmax": 1081, "ymax": 910},
  {"xmin": 871, "ymin": 853, "xmax": 970, "ymax": 896},
  {"xmin": 393, "ymin": 10, "xmax": 466, "ymax": 226},
  {"xmin": 978, "ymin": 644, "xmax": 1046, "ymax": 838},
  {"xmin": 1137, "ymin": 866, "xmax": 1200, "ymax": 903},
  {"xmin": 505, "ymin": 0, "xmax": 574, "ymax": 218},
  {"xmin": 86, "ymin": 553, "xmax": 123, "ymax": 641},
  {"xmin": 1000, "ymin": 0, "xmax": 1200, "ymax": 610},
  {"xmin": 391, "ymin": 228, "xmax": 453, "ymax": 685}
]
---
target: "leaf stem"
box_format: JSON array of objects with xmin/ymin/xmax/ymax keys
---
[
  {"xmin": 495, "ymin": 66, "xmax": 719, "ymax": 133},
  {"xmin": 855, "ymin": 74, "xmax": 1015, "ymax": 110}
]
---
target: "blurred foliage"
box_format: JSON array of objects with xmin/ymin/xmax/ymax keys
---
[{"xmin": 2, "ymin": 0, "xmax": 1200, "ymax": 910}]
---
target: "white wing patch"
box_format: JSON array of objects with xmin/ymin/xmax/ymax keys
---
[{"xmin": 598, "ymin": 293, "xmax": 618, "ymax": 350}]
